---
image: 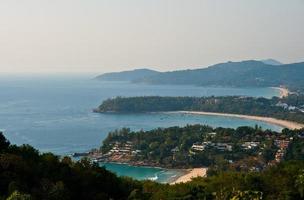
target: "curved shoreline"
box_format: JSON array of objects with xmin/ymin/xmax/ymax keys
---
[
  {"xmin": 271, "ymin": 86, "xmax": 289, "ymax": 98},
  {"xmin": 169, "ymin": 111, "xmax": 304, "ymax": 130},
  {"xmin": 100, "ymin": 161, "xmax": 206, "ymax": 184}
]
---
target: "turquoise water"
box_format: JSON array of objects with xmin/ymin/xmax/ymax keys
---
[
  {"xmin": 0, "ymin": 75, "xmax": 281, "ymax": 182},
  {"xmin": 101, "ymin": 163, "xmax": 183, "ymax": 183}
]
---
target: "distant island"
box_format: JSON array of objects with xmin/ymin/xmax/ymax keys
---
[
  {"xmin": 95, "ymin": 68, "xmax": 160, "ymax": 82},
  {"xmin": 94, "ymin": 95, "xmax": 304, "ymax": 127},
  {"xmin": 95, "ymin": 59, "xmax": 304, "ymax": 91}
]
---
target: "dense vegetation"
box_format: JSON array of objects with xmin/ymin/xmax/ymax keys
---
[
  {"xmin": 101, "ymin": 125, "xmax": 304, "ymax": 169},
  {"xmin": 96, "ymin": 95, "xmax": 304, "ymax": 123},
  {"xmin": 135, "ymin": 60, "xmax": 304, "ymax": 88},
  {"xmin": 2, "ymin": 130, "xmax": 304, "ymax": 199},
  {"xmin": 0, "ymin": 132, "xmax": 143, "ymax": 200},
  {"xmin": 95, "ymin": 60, "xmax": 304, "ymax": 88}
]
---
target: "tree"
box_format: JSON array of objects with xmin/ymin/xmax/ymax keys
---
[
  {"xmin": 6, "ymin": 191, "xmax": 32, "ymax": 200},
  {"xmin": 296, "ymin": 170, "xmax": 304, "ymax": 198},
  {"xmin": 0, "ymin": 132, "xmax": 10, "ymax": 151},
  {"xmin": 47, "ymin": 181, "xmax": 69, "ymax": 200},
  {"xmin": 230, "ymin": 190, "xmax": 263, "ymax": 200},
  {"xmin": 128, "ymin": 189, "xmax": 142, "ymax": 200}
]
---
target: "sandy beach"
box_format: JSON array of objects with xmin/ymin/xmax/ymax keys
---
[
  {"xmin": 170, "ymin": 168, "xmax": 207, "ymax": 184},
  {"xmin": 272, "ymin": 87, "xmax": 289, "ymax": 98},
  {"xmin": 172, "ymin": 111, "xmax": 304, "ymax": 130}
]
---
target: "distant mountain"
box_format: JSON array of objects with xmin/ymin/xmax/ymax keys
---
[
  {"xmin": 95, "ymin": 68, "xmax": 160, "ymax": 81},
  {"xmin": 260, "ymin": 59, "xmax": 283, "ymax": 66},
  {"xmin": 133, "ymin": 60, "xmax": 304, "ymax": 88},
  {"xmin": 94, "ymin": 60, "xmax": 304, "ymax": 88}
]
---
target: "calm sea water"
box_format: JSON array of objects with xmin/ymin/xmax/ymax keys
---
[{"xmin": 0, "ymin": 75, "xmax": 281, "ymax": 182}]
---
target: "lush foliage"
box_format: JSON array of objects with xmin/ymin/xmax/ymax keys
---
[
  {"xmin": 140, "ymin": 161, "xmax": 304, "ymax": 200},
  {"xmin": 0, "ymin": 132, "xmax": 142, "ymax": 200},
  {"xmin": 101, "ymin": 125, "xmax": 304, "ymax": 169},
  {"xmin": 1, "ymin": 131, "xmax": 304, "ymax": 199}
]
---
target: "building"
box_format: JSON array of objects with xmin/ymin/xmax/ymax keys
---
[
  {"xmin": 214, "ymin": 143, "xmax": 232, "ymax": 151},
  {"xmin": 207, "ymin": 132, "xmax": 217, "ymax": 137},
  {"xmin": 191, "ymin": 143, "xmax": 205, "ymax": 151},
  {"xmin": 241, "ymin": 142, "xmax": 260, "ymax": 150},
  {"xmin": 276, "ymin": 102, "xmax": 288, "ymax": 109}
]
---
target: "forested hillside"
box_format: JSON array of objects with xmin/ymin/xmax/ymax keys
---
[
  {"xmin": 95, "ymin": 95, "xmax": 304, "ymax": 124},
  {"xmin": 100, "ymin": 125, "xmax": 304, "ymax": 169},
  {"xmin": 135, "ymin": 61, "xmax": 304, "ymax": 88},
  {"xmin": 1, "ymin": 131, "xmax": 304, "ymax": 199},
  {"xmin": 95, "ymin": 60, "xmax": 304, "ymax": 89}
]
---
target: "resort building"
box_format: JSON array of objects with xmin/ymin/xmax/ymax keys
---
[
  {"xmin": 191, "ymin": 143, "xmax": 205, "ymax": 151},
  {"xmin": 214, "ymin": 143, "xmax": 233, "ymax": 151},
  {"xmin": 241, "ymin": 142, "xmax": 260, "ymax": 150}
]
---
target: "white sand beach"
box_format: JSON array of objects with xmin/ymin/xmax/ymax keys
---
[
  {"xmin": 170, "ymin": 168, "xmax": 207, "ymax": 184},
  {"xmin": 272, "ymin": 87, "xmax": 289, "ymax": 98},
  {"xmin": 172, "ymin": 111, "xmax": 304, "ymax": 130}
]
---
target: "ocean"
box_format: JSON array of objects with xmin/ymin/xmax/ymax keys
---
[{"xmin": 0, "ymin": 75, "xmax": 281, "ymax": 182}]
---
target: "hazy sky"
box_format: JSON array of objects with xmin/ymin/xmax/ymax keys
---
[{"xmin": 0, "ymin": 0, "xmax": 303, "ymax": 74}]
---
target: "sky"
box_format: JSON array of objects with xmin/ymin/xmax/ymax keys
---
[{"xmin": 0, "ymin": 0, "xmax": 303, "ymax": 74}]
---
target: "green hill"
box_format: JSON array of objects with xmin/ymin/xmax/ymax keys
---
[
  {"xmin": 95, "ymin": 60, "xmax": 304, "ymax": 89},
  {"xmin": 134, "ymin": 60, "xmax": 304, "ymax": 88}
]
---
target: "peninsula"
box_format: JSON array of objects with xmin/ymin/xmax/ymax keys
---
[{"xmin": 95, "ymin": 95, "xmax": 304, "ymax": 128}]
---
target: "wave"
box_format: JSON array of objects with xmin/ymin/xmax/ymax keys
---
[{"xmin": 148, "ymin": 175, "xmax": 158, "ymax": 181}]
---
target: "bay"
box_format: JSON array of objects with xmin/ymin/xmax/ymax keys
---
[
  {"xmin": 0, "ymin": 75, "xmax": 281, "ymax": 182},
  {"xmin": 101, "ymin": 162, "xmax": 184, "ymax": 183}
]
